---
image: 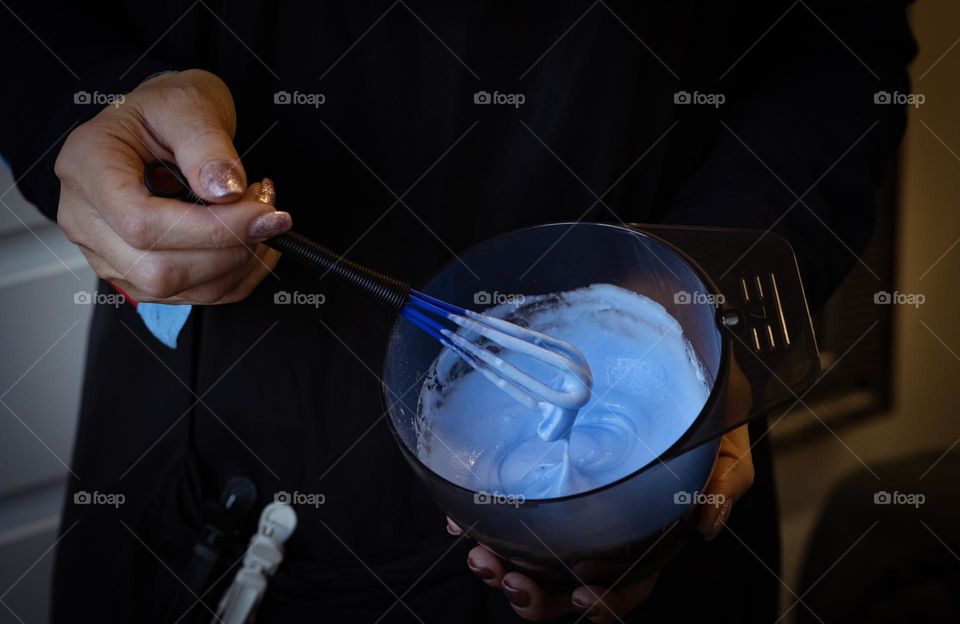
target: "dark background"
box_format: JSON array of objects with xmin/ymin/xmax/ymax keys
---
[{"xmin": 0, "ymin": 1, "xmax": 958, "ymax": 622}]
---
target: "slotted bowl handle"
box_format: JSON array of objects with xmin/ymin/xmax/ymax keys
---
[{"xmin": 631, "ymin": 224, "xmax": 820, "ymax": 454}]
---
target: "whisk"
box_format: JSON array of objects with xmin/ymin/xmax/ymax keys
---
[{"xmin": 144, "ymin": 160, "xmax": 593, "ymax": 438}]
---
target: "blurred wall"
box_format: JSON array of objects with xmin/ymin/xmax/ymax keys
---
[
  {"xmin": 0, "ymin": 166, "xmax": 93, "ymax": 624},
  {"xmin": 775, "ymin": 0, "xmax": 960, "ymax": 618}
]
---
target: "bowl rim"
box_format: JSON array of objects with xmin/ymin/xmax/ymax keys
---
[{"xmin": 379, "ymin": 221, "xmax": 732, "ymax": 504}]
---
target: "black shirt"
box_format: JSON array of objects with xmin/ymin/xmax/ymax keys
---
[{"xmin": 0, "ymin": 1, "xmax": 915, "ymax": 622}]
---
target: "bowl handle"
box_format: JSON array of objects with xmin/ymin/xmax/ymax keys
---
[{"xmin": 631, "ymin": 224, "xmax": 820, "ymax": 453}]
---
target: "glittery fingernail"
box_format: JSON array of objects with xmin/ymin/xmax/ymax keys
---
[
  {"xmin": 248, "ymin": 211, "xmax": 292, "ymax": 241},
  {"xmin": 256, "ymin": 178, "xmax": 276, "ymax": 205},
  {"xmin": 200, "ymin": 159, "xmax": 244, "ymax": 198}
]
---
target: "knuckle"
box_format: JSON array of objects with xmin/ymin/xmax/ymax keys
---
[
  {"xmin": 187, "ymin": 282, "xmax": 230, "ymax": 305},
  {"xmin": 213, "ymin": 291, "xmax": 242, "ymax": 305},
  {"xmin": 53, "ymin": 148, "xmax": 72, "ymax": 182},
  {"xmin": 199, "ymin": 218, "xmax": 238, "ymax": 249},
  {"xmin": 170, "ymin": 71, "xmax": 235, "ymax": 136},
  {"xmin": 162, "ymin": 85, "xmax": 228, "ymax": 125},
  {"xmin": 183, "ymin": 122, "xmax": 234, "ymax": 153},
  {"xmin": 54, "ymin": 126, "xmax": 92, "ymax": 181},
  {"xmin": 196, "ymin": 293, "xmax": 224, "ymax": 305},
  {"xmin": 114, "ymin": 212, "xmax": 155, "ymax": 249},
  {"xmin": 164, "ymin": 82, "xmax": 206, "ymax": 108},
  {"xmin": 186, "ymin": 291, "xmax": 218, "ymax": 305},
  {"xmin": 180, "ymin": 68, "xmax": 225, "ymax": 91},
  {"xmin": 225, "ymin": 245, "xmax": 253, "ymax": 269},
  {"xmin": 56, "ymin": 202, "xmax": 82, "ymax": 245},
  {"xmin": 133, "ymin": 259, "xmax": 181, "ymax": 299}
]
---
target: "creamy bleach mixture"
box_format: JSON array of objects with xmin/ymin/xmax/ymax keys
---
[{"xmin": 416, "ymin": 283, "xmax": 712, "ymax": 499}]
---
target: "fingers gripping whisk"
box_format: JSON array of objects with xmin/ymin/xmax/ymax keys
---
[{"xmin": 144, "ymin": 159, "xmax": 594, "ymax": 436}]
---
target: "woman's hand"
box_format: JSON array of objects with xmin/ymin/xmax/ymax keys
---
[
  {"xmin": 453, "ymin": 358, "xmax": 756, "ymax": 623},
  {"xmin": 54, "ymin": 69, "xmax": 292, "ymax": 304}
]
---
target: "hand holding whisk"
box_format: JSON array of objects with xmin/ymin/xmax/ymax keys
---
[{"xmin": 144, "ymin": 160, "xmax": 593, "ymax": 436}]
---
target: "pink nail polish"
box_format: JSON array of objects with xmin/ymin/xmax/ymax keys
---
[
  {"xmin": 200, "ymin": 159, "xmax": 244, "ymax": 198},
  {"xmin": 446, "ymin": 518, "xmax": 463, "ymax": 536},
  {"xmin": 572, "ymin": 596, "xmax": 594, "ymax": 612},
  {"xmin": 501, "ymin": 581, "xmax": 530, "ymax": 608},
  {"xmin": 248, "ymin": 211, "xmax": 292, "ymax": 241},
  {"xmin": 466, "ymin": 557, "xmax": 494, "ymax": 579}
]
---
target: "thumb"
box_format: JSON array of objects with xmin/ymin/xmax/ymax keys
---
[
  {"xmin": 698, "ymin": 358, "xmax": 754, "ymax": 540},
  {"xmin": 139, "ymin": 70, "xmax": 247, "ymax": 203},
  {"xmin": 698, "ymin": 424, "xmax": 753, "ymax": 540}
]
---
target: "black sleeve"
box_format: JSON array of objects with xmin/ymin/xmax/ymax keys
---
[
  {"xmin": 663, "ymin": 0, "xmax": 917, "ymax": 310},
  {"xmin": 0, "ymin": 1, "xmax": 173, "ymax": 221}
]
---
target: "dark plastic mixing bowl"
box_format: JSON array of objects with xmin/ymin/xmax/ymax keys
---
[{"xmin": 382, "ymin": 223, "xmax": 731, "ymax": 588}]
